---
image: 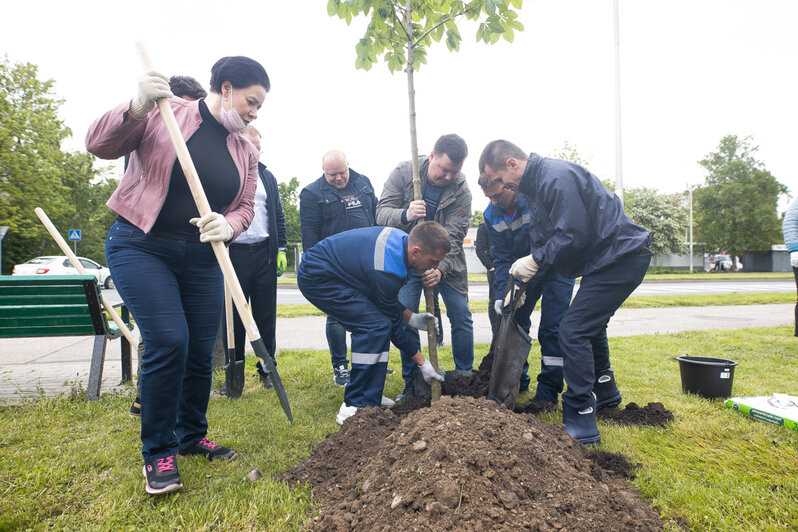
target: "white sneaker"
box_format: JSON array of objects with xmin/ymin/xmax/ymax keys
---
[
  {"xmin": 335, "ymin": 402, "xmax": 358, "ymax": 425},
  {"xmin": 380, "ymin": 395, "xmax": 395, "ymax": 408}
]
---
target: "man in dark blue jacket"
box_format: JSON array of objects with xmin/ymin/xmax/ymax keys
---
[
  {"xmin": 224, "ymin": 125, "xmax": 287, "ymax": 392},
  {"xmin": 479, "ymin": 140, "xmax": 651, "ymax": 445},
  {"xmin": 299, "ymin": 151, "xmax": 378, "ymax": 386},
  {"xmin": 298, "ymin": 223, "xmax": 448, "ymax": 424},
  {"xmin": 478, "ymin": 174, "xmax": 574, "ymax": 411}
]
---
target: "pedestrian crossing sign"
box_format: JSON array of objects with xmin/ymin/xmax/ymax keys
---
[{"xmin": 68, "ymin": 229, "xmax": 81, "ymax": 241}]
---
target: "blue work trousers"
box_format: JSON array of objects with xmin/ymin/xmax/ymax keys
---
[
  {"xmin": 326, "ymin": 316, "xmax": 349, "ymax": 368},
  {"xmin": 106, "ymin": 222, "xmax": 223, "ymax": 461},
  {"xmin": 297, "ymin": 275, "xmax": 391, "ymax": 408},
  {"xmin": 559, "ymin": 251, "xmax": 651, "ymax": 411},
  {"xmin": 398, "ymin": 273, "xmax": 473, "ymax": 386},
  {"xmin": 513, "ymin": 271, "xmax": 574, "ymax": 402}
]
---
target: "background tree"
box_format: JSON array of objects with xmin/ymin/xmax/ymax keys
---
[
  {"xmin": 328, "ymin": 0, "xmax": 523, "ymax": 195},
  {"xmin": 548, "ymin": 140, "xmax": 591, "ymax": 168},
  {"xmin": 0, "ymin": 58, "xmax": 110, "ymax": 274},
  {"xmin": 624, "ymin": 187, "xmax": 688, "ymax": 256},
  {"xmin": 278, "ymin": 177, "xmax": 301, "ymax": 269},
  {"xmin": 470, "ymin": 209, "xmax": 484, "ymax": 227},
  {"xmin": 693, "ymin": 135, "xmax": 787, "ymax": 265}
]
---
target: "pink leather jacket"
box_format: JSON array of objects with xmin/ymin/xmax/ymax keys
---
[{"xmin": 86, "ymin": 98, "xmax": 256, "ymax": 239}]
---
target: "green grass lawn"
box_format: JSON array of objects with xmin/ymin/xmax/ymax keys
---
[
  {"xmin": 1, "ymin": 327, "xmax": 796, "ymax": 530},
  {"xmin": 277, "ymin": 291, "xmax": 795, "ymax": 318}
]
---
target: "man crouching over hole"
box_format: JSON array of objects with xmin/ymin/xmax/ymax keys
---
[{"xmin": 298, "ymin": 222, "xmax": 448, "ymax": 425}]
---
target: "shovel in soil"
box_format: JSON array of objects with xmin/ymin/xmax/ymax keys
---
[
  {"xmin": 488, "ymin": 278, "xmax": 532, "ymax": 410},
  {"xmin": 223, "ymin": 282, "xmax": 245, "ymax": 398}
]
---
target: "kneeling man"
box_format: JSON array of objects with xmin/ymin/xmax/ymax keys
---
[{"xmin": 298, "ymin": 222, "xmax": 448, "ymax": 424}]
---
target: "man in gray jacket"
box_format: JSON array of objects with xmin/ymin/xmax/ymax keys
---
[{"xmin": 376, "ymin": 134, "xmax": 474, "ymax": 402}]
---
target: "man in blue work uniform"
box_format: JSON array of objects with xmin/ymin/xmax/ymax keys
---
[
  {"xmin": 300, "ymin": 150, "xmax": 378, "ymax": 387},
  {"xmin": 478, "ymin": 173, "xmax": 574, "ymax": 412},
  {"xmin": 479, "ymin": 140, "xmax": 651, "ymax": 445},
  {"xmin": 297, "ymin": 222, "xmax": 449, "ymax": 425}
]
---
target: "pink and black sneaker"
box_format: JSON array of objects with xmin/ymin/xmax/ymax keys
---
[
  {"xmin": 178, "ymin": 437, "xmax": 237, "ymax": 461},
  {"xmin": 143, "ymin": 455, "xmax": 182, "ymax": 495}
]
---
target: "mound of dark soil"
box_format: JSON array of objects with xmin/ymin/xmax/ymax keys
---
[
  {"xmin": 280, "ymin": 396, "xmax": 663, "ymax": 531},
  {"xmin": 597, "ymin": 402, "xmax": 674, "ymax": 427}
]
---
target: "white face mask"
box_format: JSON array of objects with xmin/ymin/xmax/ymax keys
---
[{"xmin": 220, "ymin": 88, "xmax": 247, "ymax": 133}]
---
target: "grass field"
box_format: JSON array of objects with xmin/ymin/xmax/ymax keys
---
[{"xmin": 1, "ymin": 326, "xmax": 796, "ymax": 530}]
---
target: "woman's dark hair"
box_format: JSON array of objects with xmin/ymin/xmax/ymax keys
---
[{"xmin": 209, "ymin": 56, "xmax": 270, "ymax": 93}]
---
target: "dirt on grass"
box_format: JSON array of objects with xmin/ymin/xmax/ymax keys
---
[
  {"xmin": 280, "ymin": 357, "xmax": 673, "ymax": 530},
  {"xmin": 281, "ymin": 394, "xmax": 665, "ymax": 531}
]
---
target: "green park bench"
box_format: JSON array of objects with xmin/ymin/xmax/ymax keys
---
[{"xmin": 0, "ymin": 275, "xmax": 133, "ymax": 400}]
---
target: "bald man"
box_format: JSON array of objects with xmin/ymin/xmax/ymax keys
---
[{"xmin": 299, "ymin": 151, "xmax": 378, "ymax": 386}]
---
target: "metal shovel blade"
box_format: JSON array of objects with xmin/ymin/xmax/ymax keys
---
[
  {"xmin": 251, "ymin": 338, "xmax": 293, "ymax": 424},
  {"xmin": 224, "ymin": 348, "xmax": 244, "ymax": 399}
]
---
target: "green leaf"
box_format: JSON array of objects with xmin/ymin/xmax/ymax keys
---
[
  {"xmin": 327, "ymin": 0, "xmax": 338, "ymax": 17},
  {"xmin": 510, "ymin": 0, "xmax": 523, "ymax": 8}
]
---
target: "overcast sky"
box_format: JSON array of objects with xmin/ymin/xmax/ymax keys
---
[{"xmin": 2, "ymin": 0, "xmax": 796, "ymax": 212}]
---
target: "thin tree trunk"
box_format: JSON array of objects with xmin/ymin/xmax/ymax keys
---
[{"xmin": 405, "ymin": 1, "xmax": 440, "ymax": 402}]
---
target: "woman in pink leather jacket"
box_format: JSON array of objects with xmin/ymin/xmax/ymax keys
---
[{"xmin": 86, "ymin": 56, "xmax": 268, "ymax": 495}]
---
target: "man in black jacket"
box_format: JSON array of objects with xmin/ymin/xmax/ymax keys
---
[
  {"xmin": 299, "ymin": 150, "xmax": 378, "ymax": 386},
  {"xmin": 224, "ymin": 125, "xmax": 287, "ymax": 393},
  {"xmin": 479, "ymin": 140, "xmax": 651, "ymax": 446}
]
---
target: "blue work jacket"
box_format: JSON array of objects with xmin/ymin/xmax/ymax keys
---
[{"xmin": 299, "ymin": 226, "xmax": 420, "ymax": 354}]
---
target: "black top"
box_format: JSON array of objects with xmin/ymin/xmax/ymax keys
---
[{"xmin": 148, "ymin": 100, "xmax": 240, "ymax": 240}]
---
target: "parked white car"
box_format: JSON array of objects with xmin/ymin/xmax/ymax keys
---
[{"xmin": 12, "ymin": 256, "xmax": 113, "ymax": 289}]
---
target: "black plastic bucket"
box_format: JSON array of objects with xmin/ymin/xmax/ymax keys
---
[{"xmin": 676, "ymin": 355, "xmax": 738, "ymax": 399}]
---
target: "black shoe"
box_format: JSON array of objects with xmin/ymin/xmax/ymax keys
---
[
  {"xmin": 220, "ymin": 382, "xmax": 228, "ymax": 396},
  {"xmin": 529, "ymin": 396, "xmax": 557, "ymax": 412},
  {"xmin": 143, "ymin": 455, "xmax": 182, "ymax": 495},
  {"xmin": 129, "ymin": 397, "xmax": 141, "ymax": 417},
  {"xmin": 259, "ymin": 373, "xmax": 274, "ymax": 389},
  {"xmin": 594, "ymin": 369, "xmax": 622, "ymax": 410},
  {"xmin": 179, "ymin": 437, "xmax": 237, "ymax": 461},
  {"xmin": 333, "ymin": 364, "xmax": 350, "ymax": 387},
  {"xmin": 394, "ymin": 382, "xmax": 415, "ymax": 405}
]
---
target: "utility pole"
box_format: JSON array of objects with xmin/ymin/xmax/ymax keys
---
[
  {"xmin": 613, "ymin": 0, "xmax": 624, "ymax": 205},
  {"xmin": 688, "ymin": 188, "xmax": 694, "ymax": 274}
]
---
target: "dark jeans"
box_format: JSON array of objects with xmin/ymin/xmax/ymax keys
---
[
  {"xmin": 106, "ymin": 221, "xmax": 223, "ymax": 461},
  {"xmin": 224, "ymin": 240, "xmax": 277, "ymax": 371},
  {"xmin": 487, "ymin": 270, "xmax": 500, "ymax": 337},
  {"xmin": 326, "ymin": 316, "xmax": 349, "ymax": 368},
  {"xmin": 559, "ymin": 251, "xmax": 651, "ymax": 411}
]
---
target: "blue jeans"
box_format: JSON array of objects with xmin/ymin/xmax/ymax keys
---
[
  {"xmin": 106, "ymin": 222, "xmax": 223, "ymax": 461},
  {"xmin": 513, "ymin": 271, "xmax": 574, "ymax": 402},
  {"xmin": 559, "ymin": 251, "xmax": 651, "ymax": 411},
  {"xmin": 326, "ymin": 316, "xmax": 349, "ymax": 368},
  {"xmin": 398, "ymin": 273, "xmax": 473, "ymax": 386}
]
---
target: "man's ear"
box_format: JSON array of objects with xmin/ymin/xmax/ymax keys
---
[{"xmin": 506, "ymin": 158, "xmax": 519, "ymax": 170}]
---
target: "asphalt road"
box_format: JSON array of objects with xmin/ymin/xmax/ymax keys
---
[{"xmin": 100, "ymin": 278, "xmax": 794, "ymax": 307}]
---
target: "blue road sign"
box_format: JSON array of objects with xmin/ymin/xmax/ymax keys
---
[{"xmin": 68, "ymin": 229, "xmax": 82, "ymax": 241}]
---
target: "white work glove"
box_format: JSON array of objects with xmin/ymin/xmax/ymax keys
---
[
  {"xmin": 493, "ymin": 300, "xmax": 503, "ymax": 315},
  {"xmin": 502, "ymin": 288, "xmax": 526, "ymax": 310},
  {"xmin": 408, "ymin": 312, "xmax": 439, "ymax": 335},
  {"xmin": 791, "ymin": 251, "xmax": 798, "ymax": 268},
  {"xmin": 509, "ymin": 254, "xmax": 539, "ymax": 282},
  {"xmin": 418, "ymin": 359, "xmax": 444, "ymax": 383},
  {"xmin": 190, "ymin": 212, "xmax": 234, "ymax": 242},
  {"xmin": 129, "ymin": 71, "xmax": 173, "ymax": 119}
]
